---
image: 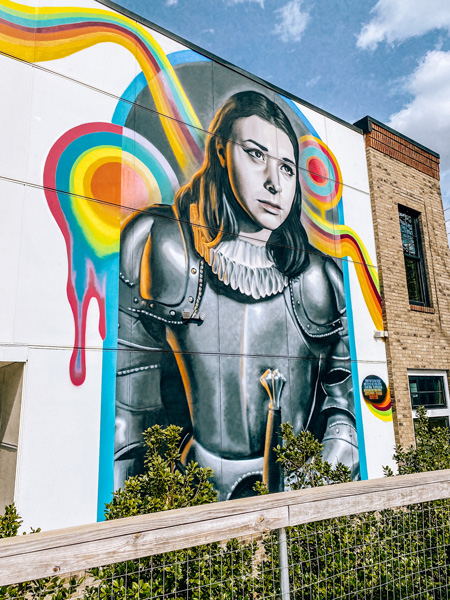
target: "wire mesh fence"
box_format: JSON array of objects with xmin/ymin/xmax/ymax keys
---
[
  {"xmin": 2, "ymin": 498, "xmax": 450, "ymax": 599},
  {"xmin": 287, "ymin": 500, "xmax": 450, "ymax": 600}
]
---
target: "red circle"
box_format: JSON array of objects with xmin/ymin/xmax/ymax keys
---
[{"xmin": 307, "ymin": 156, "xmax": 328, "ymax": 184}]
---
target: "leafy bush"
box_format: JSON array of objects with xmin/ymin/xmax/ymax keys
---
[
  {"xmin": 0, "ymin": 504, "xmax": 22, "ymax": 539},
  {"xmin": 271, "ymin": 408, "xmax": 450, "ymax": 599},
  {"xmin": 384, "ymin": 405, "xmax": 450, "ymax": 476},
  {"xmin": 274, "ymin": 422, "xmax": 352, "ymax": 488},
  {"xmin": 0, "ymin": 506, "xmax": 83, "ymax": 599},
  {"xmin": 84, "ymin": 425, "xmax": 258, "ymax": 600},
  {"xmin": 105, "ymin": 424, "xmax": 217, "ymax": 519},
  {"xmin": 256, "ymin": 423, "xmax": 354, "ymax": 597}
]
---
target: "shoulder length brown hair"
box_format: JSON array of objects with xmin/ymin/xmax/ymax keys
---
[{"xmin": 175, "ymin": 90, "xmax": 309, "ymax": 278}]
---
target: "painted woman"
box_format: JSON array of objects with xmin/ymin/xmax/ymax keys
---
[{"xmin": 115, "ymin": 91, "xmax": 358, "ymax": 499}]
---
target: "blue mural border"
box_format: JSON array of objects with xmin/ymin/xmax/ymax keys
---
[{"xmin": 97, "ymin": 51, "xmax": 368, "ymax": 519}]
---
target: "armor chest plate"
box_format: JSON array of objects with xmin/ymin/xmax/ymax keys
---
[{"xmin": 165, "ymin": 275, "xmax": 322, "ymax": 458}]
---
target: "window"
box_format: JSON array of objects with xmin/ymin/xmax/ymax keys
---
[
  {"xmin": 408, "ymin": 371, "xmax": 450, "ymax": 435},
  {"xmin": 399, "ymin": 206, "xmax": 429, "ymax": 306},
  {"xmin": 409, "ymin": 374, "xmax": 446, "ymax": 408}
]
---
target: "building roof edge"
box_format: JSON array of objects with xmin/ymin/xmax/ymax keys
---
[
  {"xmin": 96, "ymin": 0, "xmax": 364, "ymax": 135},
  {"xmin": 353, "ymin": 116, "xmax": 440, "ymax": 159}
]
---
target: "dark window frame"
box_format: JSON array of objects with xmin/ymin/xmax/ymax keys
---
[
  {"xmin": 409, "ymin": 374, "xmax": 447, "ymax": 409},
  {"xmin": 409, "ymin": 372, "xmax": 450, "ymax": 440},
  {"xmin": 398, "ymin": 205, "xmax": 430, "ymax": 307}
]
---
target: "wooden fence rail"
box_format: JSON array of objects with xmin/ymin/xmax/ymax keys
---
[{"xmin": 1, "ymin": 469, "xmax": 450, "ymax": 586}]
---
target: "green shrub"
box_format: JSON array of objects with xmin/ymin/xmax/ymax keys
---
[
  {"xmin": 266, "ymin": 408, "xmax": 450, "ymax": 599},
  {"xmin": 0, "ymin": 506, "xmax": 83, "ymax": 600},
  {"xmin": 384, "ymin": 405, "xmax": 450, "ymax": 476},
  {"xmin": 84, "ymin": 425, "xmax": 259, "ymax": 600}
]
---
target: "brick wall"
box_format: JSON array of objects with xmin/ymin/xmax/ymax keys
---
[
  {"xmin": 364, "ymin": 122, "xmax": 450, "ymax": 447},
  {"xmin": 366, "ymin": 122, "xmax": 440, "ymax": 179}
]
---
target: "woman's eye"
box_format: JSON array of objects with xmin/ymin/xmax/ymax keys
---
[
  {"xmin": 280, "ymin": 163, "xmax": 294, "ymax": 177},
  {"xmin": 245, "ymin": 148, "xmax": 265, "ymax": 161}
]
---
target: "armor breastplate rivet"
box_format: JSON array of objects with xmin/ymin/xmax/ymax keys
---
[{"xmin": 191, "ymin": 267, "xmax": 197, "ymax": 274}]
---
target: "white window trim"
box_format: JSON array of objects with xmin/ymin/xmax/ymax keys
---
[{"xmin": 408, "ymin": 369, "xmax": 450, "ymax": 420}]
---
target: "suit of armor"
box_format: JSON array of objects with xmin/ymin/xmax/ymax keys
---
[{"xmin": 115, "ymin": 205, "xmax": 359, "ymax": 499}]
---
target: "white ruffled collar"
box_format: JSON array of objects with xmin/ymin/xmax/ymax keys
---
[{"xmin": 196, "ymin": 237, "xmax": 288, "ymax": 300}]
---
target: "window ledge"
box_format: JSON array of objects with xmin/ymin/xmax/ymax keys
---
[{"xmin": 410, "ymin": 304, "xmax": 435, "ymax": 314}]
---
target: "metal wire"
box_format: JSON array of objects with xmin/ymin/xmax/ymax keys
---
[{"xmin": 2, "ymin": 499, "xmax": 450, "ymax": 599}]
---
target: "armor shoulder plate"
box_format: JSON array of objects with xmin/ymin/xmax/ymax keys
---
[
  {"xmin": 140, "ymin": 209, "xmax": 187, "ymax": 305},
  {"xmin": 119, "ymin": 207, "xmax": 164, "ymax": 289},
  {"xmin": 120, "ymin": 205, "xmax": 203, "ymax": 325},
  {"xmin": 289, "ymin": 251, "xmax": 345, "ymax": 338}
]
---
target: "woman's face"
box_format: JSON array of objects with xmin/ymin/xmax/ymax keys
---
[{"xmin": 217, "ymin": 115, "xmax": 297, "ymax": 232}]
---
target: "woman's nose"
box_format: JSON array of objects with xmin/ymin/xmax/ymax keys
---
[{"xmin": 264, "ymin": 158, "xmax": 282, "ymax": 195}]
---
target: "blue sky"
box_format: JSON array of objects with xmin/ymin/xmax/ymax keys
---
[{"xmin": 113, "ymin": 0, "xmax": 450, "ymax": 216}]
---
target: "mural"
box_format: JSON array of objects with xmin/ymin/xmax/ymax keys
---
[
  {"xmin": 116, "ymin": 90, "xmax": 358, "ymax": 500},
  {"xmin": 0, "ymin": 0, "xmax": 395, "ymax": 517}
]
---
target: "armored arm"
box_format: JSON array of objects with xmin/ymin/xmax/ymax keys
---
[
  {"xmin": 320, "ymin": 365, "xmax": 359, "ymax": 478},
  {"xmin": 114, "ymin": 208, "xmax": 190, "ymax": 490},
  {"xmin": 319, "ymin": 258, "xmax": 359, "ymax": 479}
]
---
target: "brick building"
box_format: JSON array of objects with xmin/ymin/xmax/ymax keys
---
[{"xmin": 355, "ymin": 116, "xmax": 450, "ymax": 448}]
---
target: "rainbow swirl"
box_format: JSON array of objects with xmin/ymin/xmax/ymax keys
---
[
  {"xmin": 298, "ymin": 136, "xmax": 383, "ymax": 332},
  {"xmin": 43, "ymin": 121, "xmax": 178, "ymax": 384},
  {"xmin": 365, "ymin": 389, "xmax": 393, "ymax": 422},
  {"xmin": 0, "ymin": 0, "xmax": 204, "ymax": 175}
]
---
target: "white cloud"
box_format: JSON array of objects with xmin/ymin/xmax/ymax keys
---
[
  {"xmin": 388, "ymin": 50, "xmax": 450, "ymax": 208},
  {"xmin": 166, "ymin": 0, "xmax": 178, "ymax": 6},
  {"xmin": 273, "ymin": 0, "xmax": 310, "ymax": 43},
  {"xmin": 357, "ymin": 0, "xmax": 450, "ymax": 50},
  {"xmin": 226, "ymin": 0, "xmax": 265, "ymax": 8},
  {"xmin": 305, "ymin": 74, "xmax": 321, "ymax": 88}
]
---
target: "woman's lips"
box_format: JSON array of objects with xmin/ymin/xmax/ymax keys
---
[{"xmin": 257, "ymin": 199, "xmax": 281, "ymax": 214}]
